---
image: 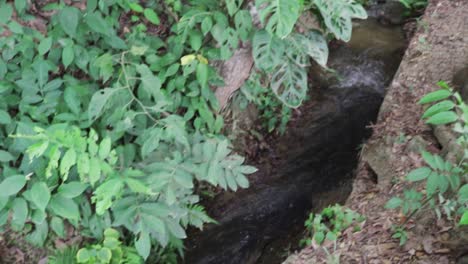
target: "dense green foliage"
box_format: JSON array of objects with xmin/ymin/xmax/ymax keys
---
[
  {"xmin": 385, "ymin": 82, "xmax": 468, "ymax": 244},
  {"xmin": 0, "ymin": 0, "xmax": 366, "ymax": 261},
  {"xmin": 301, "ymin": 204, "xmax": 364, "ymax": 246}
]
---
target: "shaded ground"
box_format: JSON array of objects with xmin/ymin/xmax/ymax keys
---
[{"xmin": 285, "ymin": 0, "xmax": 468, "ymax": 263}]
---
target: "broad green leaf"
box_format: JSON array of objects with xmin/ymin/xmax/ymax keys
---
[
  {"xmin": 128, "ymin": 3, "xmax": 144, "ymax": 12},
  {"xmin": 38, "ymin": 37, "xmax": 53, "ymax": 56},
  {"xmin": 234, "ymin": 10, "xmax": 252, "ymax": 41},
  {"xmin": 143, "ymin": 8, "xmax": 160, "ymax": 25},
  {"xmin": 77, "ymin": 249, "xmax": 91, "ymax": 263},
  {"xmin": 126, "ymin": 178, "xmax": 151, "ymax": 194},
  {"xmin": 271, "ymin": 57, "xmax": 308, "ymax": 108},
  {"xmin": 26, "ymin": 221, "xmax": 48, "ymax": 246},
  {"xmin": 14, "ymin": 0, "xmax": 27, "ymax": 14},
  {"xmin": 50, "ymin": 216, "xmax": 66, "ymax": 237},
  {"xmin": 135, "ymin": 232, "xmax": 151, "ymax": 260},
  {"xmin": 196, "ymin": 63, "xmax": 209, "ymax": 88},
  {"xmin": 0, "ymin": 110, "xmax": 11, "ymax": 125},
  {"xmin": 313, "ymin": 0, "xmax": 367, "ymax": 42},
  {"xmin": 98, "ymin": 137, "xmax": 112, "ymax": 160},
  {"xmin": 62, "ymin": 45, "xmax": 75, "ymax": 68},
  {"xmin": 85, "ymin": 12, "xmax": 112, "ymax": 36},
  {"xmin": 235, "ymin": 174, "xmax": 249, "ymax": 188},
  {"xmin": 30, "ymin": 182, "xmax": 50, "ymax": 211},
  {"xmin": 49, "ymin": 194, "xmax": 80, "ymax": 220},
  {"xmin": 225, "ymin": 0, "xmax": 243, "ymax": 16},
  {"xmin": 385, "ymin": 197, "xmax": 402, "ymax": 209},
  {"xmin": 252, "ymin": 30, "xmax": 286, "ymax": 71},
  {"xmin": 166, "ymin": 220, "xmax": 186, "ymax": 239},
  {"xmin": 97, "ymin": 248, "xmax": 112, "ymax": 262},
  {"xmin": 0, "ymin": 150, "xmax": 14, "ymax": 162},
  {"xmin": 406, "ymin": 167, "xmax": 432, "ymax": 182},
  {"xmin": 88, "ymin": 88, "xmax": 117, "ymax": 122},
  {"xmin": 460, "ymin": 211, "xmax": 468, "ymax": 226},
  {"xmin": 426, "ymin": 111, "xmax": 458, "ymax": 125},
  {"xmin": 0, "ymin": 3, "xmax": 13, "ymax": 24},
  {"xmin": 418, "ymin": 89, "xmax": 452, "ymax": 104},
  {"xmin": 136, "ymin": 64, "xmax": 162, "ymax": 99},
  {"xmin": 422, "ymin": 100, "xmax": 456, "ymax": 118},
  {"xmin": 256, "ymin": 0, "xmax": 301, "ymax": 38},
  {"xmin": 174, "ymin": 171, "xmax": 193, "ymax": 188},
  {"xmin": 60, "ymin": 148, "xmax": 77, "ymax": 179},
  {"xmin": 59, "ymin": 7, "xmax": 80, "ymax": 37},
  {"xmin": 77, "ymin": 153, "xmax": 90, "ymax": 179},
  {"xmin": 11, "ymin": 197, "xmax": 28, "ymax": 230},
  {"xmin": 459, "ymin": 184, "xmax": 468, "ymax": 203},
  {"xmin": 58, "ymin": 182, "xmax": 87, "ymax": 198},
  {"xmin": 292, "ymin": 31, "xmax": 329, "ymax": 67},
  {"xmin": 0, "ymin": 175, "xmax": 26, "ymax": 197},
  {"xmin": 201, "ymin": 16, "xmax": 213, "ymax": 35},
  {"xmin": 189, "ymin": 31, "xmax": 203, "ymax": 51},
  {"xmin": 88, "ymin": 158, "xmax": 101, "ymax": 185}
]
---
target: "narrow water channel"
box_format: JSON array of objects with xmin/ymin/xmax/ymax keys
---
[{"xmin": 185, "ymin": 11, "xmax": 407, "ymax": 264}]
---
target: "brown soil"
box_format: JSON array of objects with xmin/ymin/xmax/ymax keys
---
[{"xmin": 285, "ymin": 0, "xmax": 468, "ymax": 263}]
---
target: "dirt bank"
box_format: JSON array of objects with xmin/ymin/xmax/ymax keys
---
[{"xmin": 285, "ymin": 0, "xmax": 468, "ymax": 263}]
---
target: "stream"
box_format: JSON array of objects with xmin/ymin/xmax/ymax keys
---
[{"xmin": 185, "ymin": 7, "xmax": 407, "ymax": 264}]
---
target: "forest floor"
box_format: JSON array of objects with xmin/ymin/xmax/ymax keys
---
[{"xmin": 285, "ymin": 0, "xmax": 468, "ymax": 263}]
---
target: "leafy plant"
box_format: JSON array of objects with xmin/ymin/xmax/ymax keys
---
[
  {"xmin": 48, "ymin": 246, "xmax": 79, "ymax": 264},
  {"xmin": 301, "ymin": 204, "xmax": 364, "ymax": 246},
  {"xmin": 0, "ymin": 0, "xmax": 367, "ymax": 260},
  {"xmin": 76, "ymin": 228, "xmax": 143, "ymax": 264},
  {"xmin": 253, "ymin": 0, "xmax": 366, "ymax": 108},
  {"xmin": 399, "ymin": 0, "xmax": 428, "ymax": 11},
  {"xmin": 385, "ymin": 81, "xmax": 468, "ymax": 241}
]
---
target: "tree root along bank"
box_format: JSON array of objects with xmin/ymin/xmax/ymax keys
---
[{"xmin": 286, "ymin": 0, "xmax": 468, "ymax": 263}]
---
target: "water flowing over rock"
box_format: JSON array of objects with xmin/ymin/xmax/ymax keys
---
[{"xmin": 184, "ymin": 17, "xmax": 406, "ymax": 264}]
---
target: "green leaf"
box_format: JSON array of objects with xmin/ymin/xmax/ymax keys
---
[
  {"xmin": 406, "ymin": 167, "xmax": 432, "ymax": 182},
  {"xmin": 458, "ymin": 184, "xmax": 468, "ymax": 203},
  {"xmin": 85, "ymin": 12, "xmax": 111, "ymax": 36},
  {"xmin": 293, "ymin": 31, "xmax": 329, "ymax": 67},
  {"xmin": 196, "ymin": 63, "xmax": 209, "ymax": 88},
  {"xmin": 225, "ymin": 0, "xmax": 243, "ymax": 16},
  {"xmin": 77, "ymin": 248, "xmax": 91, "ymax": 263},
  {"xmin": 58, "ymin": 182, "xmax": 87, "ymax": 198},
  {"xmin": 201, "ymin": 16, "xmax": 213, "ymax": 35},
  {"xmin": 26, "ymin": 221, "xmax": 48, "ymax": 246},
  {"xmin": 0, "ymin": 3, "xmax": 13, "ymax": 24},
  {"xmin": 0, "ymin": 150, "xmax": 14, "ymax": 162},
  {"xmin": 38, "ymin": 37, "xmax": 53, "ymax": 56},
  {"xmin": 98, "ymin": 137, "xmax": 112, "ymax": 160},
  {"xmin": 459, "ymin": 211, "xmax": 468, "ymax": 226},
  {"xmin": 58, "ymin": 7, "xmax": 80, "ymax": 37},
  {"xmin": 143, "ymin": 8, "xmax": 160, "ymax": 25},
  {"xmin": 62, "ymin": 45, "xmax": 75, "ymax": 68},
  {"xmin": 426, "ymin": 111, "xmax": 458, "ymax": 125},
  {"xmin": 0, "ymin": 175, "xmax": 26, "ymax": 197},
  {"xmin": 11, "ymin": 198, "xmax": 28, "ymax": 230},
  {"xmin": 128, "ymin": 2, "xmax": 144, "ymax": 12},
  {"xmin": 50, "ymin": 216, "xmax": 66, "ymax": 237},
  {"xmin": 30, "ymin": 182, "xmax": 50, "ymax": 211},
  {"xmin": 418, "ymin": 89, "xmax": 452, "ymax": 104},
  {"xmin": 270, "ymin": 57, "xmax": 308, "ymax": 108},
  {"xmin": 0, "ymin": 109, "xmax": 12, "ymax": 125},
  {"xmin": 256, "ymin": 0, "xmax": 301, "ymax": 38},
  {"xmin": 252, "ymin": 30, "xmax": 286, "ymax": 71},
  {"xmin": 166, "ymin": 220, "xmax": 186, "ymax": 239},
  {"xmin": 314, "ymin": 231, "xmax": 325, "ymax": 244},
  {"xmin": 88, "ymin": 88, "xmax": 117, "ymax": 122},
  {"xmin": 126, "ymin": 178, "xmax": 151, "ymax": 194},
  {"xmin": 49, "ymin": 194, "xmax": 80, "ymax": 220},
  {"xmin": 89, "ymin": 158, "xmax": 101, "ymax": 185},
  {"xmin": 385, "ymin": 197, "xmax": 402, "ymax": 209},
  {"xmin": 422, "ymin": 100, "xmax": 456, "ymax": 118},
  {"xmin": 135, "ymin": 232, "xmax": 151, "ymax": 260},
  {"xmin": 60, "ymin": 148, "xmax": 77, "ymax": 179},
  {"xmin": 135, "ymin": 64, "xmax": 162, "ymax": 99},
  {"xmin": 189, "ymin": 31, "xmax": 203, "ymax": 51},
  {"xmin": 235, "ymin": 174, "xmax": 249, "ymax": 188},
  {"xmin": 14, "ymin": 0, "xmax": 27, "ymax": 14}
]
